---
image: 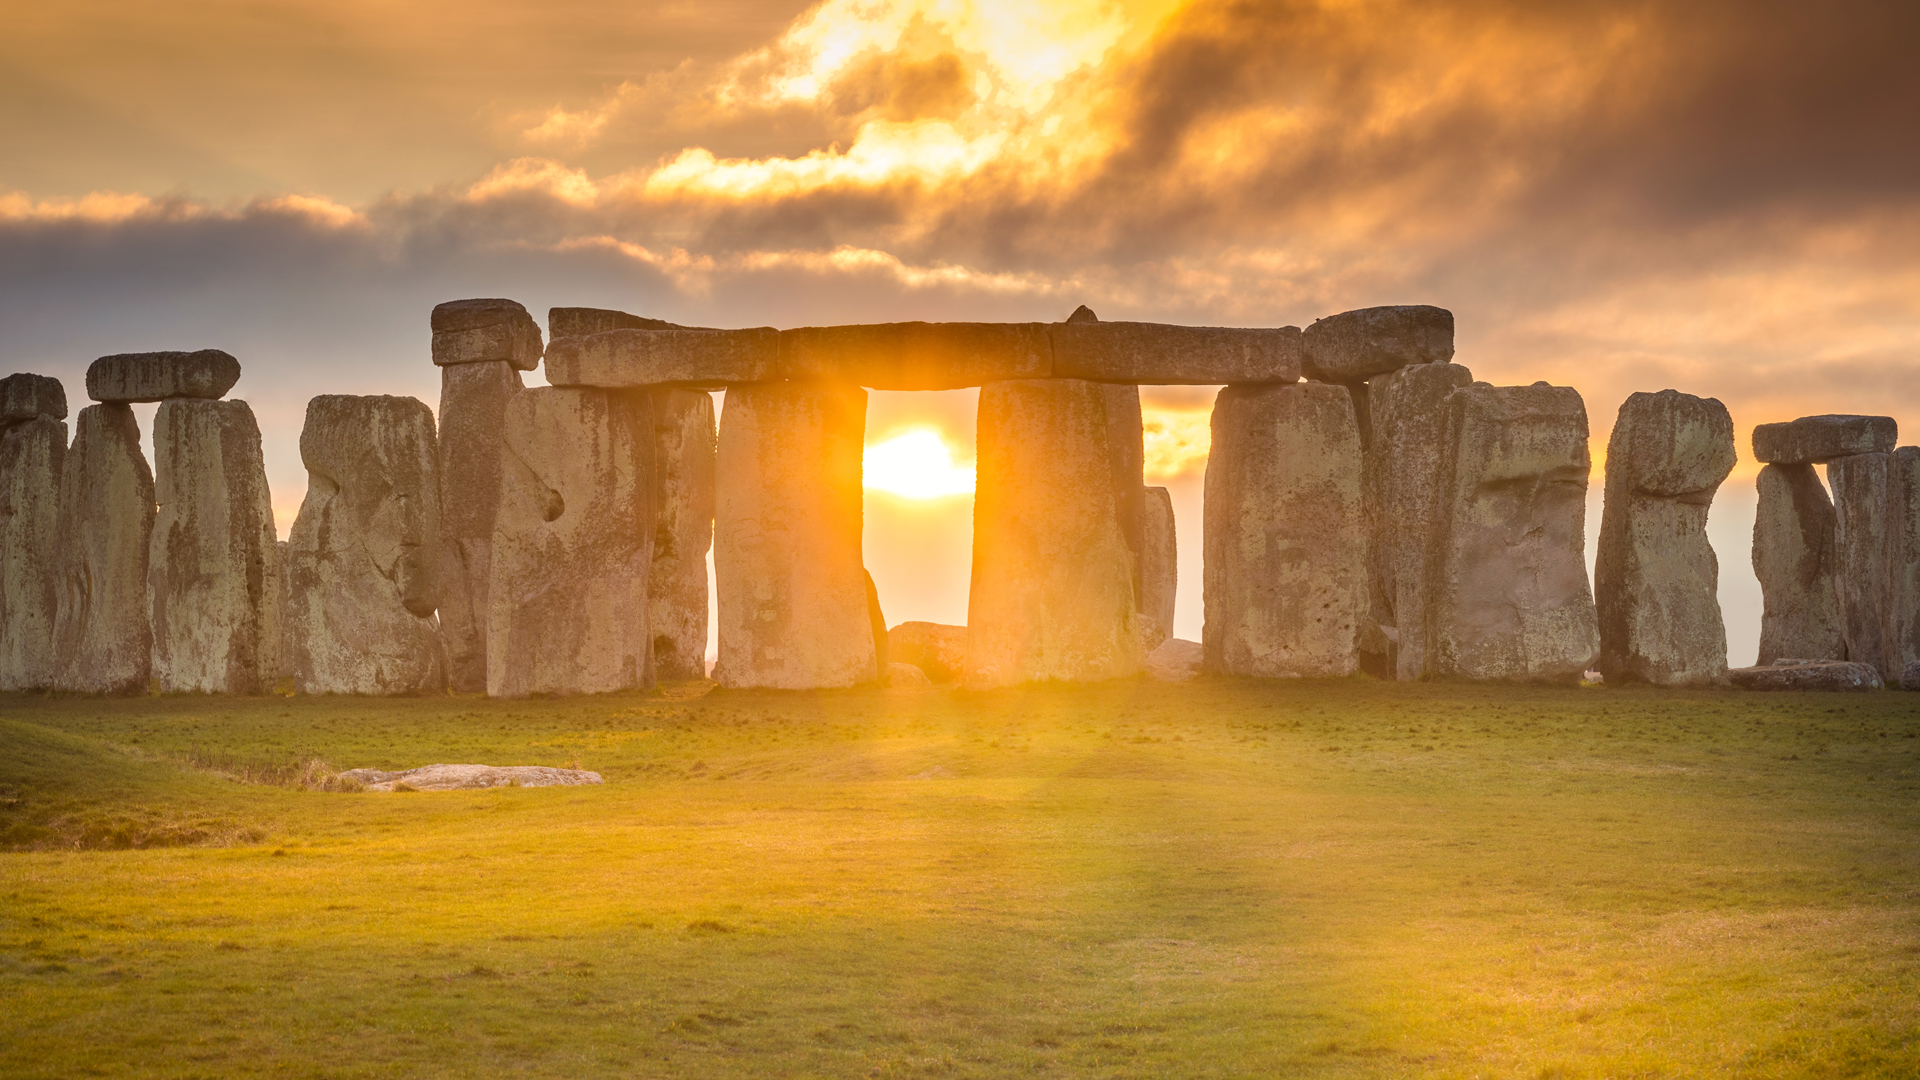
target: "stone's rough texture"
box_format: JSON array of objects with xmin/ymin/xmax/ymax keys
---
[
  {"xmin": 1752, "ymin": 414, "xmax": 1896, "ymax": 465},
  {"xmin": 1753, "ymin": 463, "xmax": 1844, "ymax": 665},
  {"xmin": 52, "ymin": 405, "xmax": 154, "ymax": 693},
  {"xmin": 888, "ymin": 622, "xmax": 967, "ymax": 683},
  {"xmin": 646, "ymin": 388, "xmax": 717, "ymax": 680},
  {"xmin": 780, "ymin": 322, "xmax": 1051, "ymax": 390},
  {"xmin": 287, "ymin": 395, "xmax": 446, "ymax": 695},
  {"xmin": 546, "ymin": 328, "xmax": 778, "ymax": 387},
  {"xmin": 0, "ymin": 373, "xmax": 67, "ymax": 421},
  {"xmin": 548, "ymin": 307, "xmax": 680, "ymax": 339},
  {"xmin": 1203, "ymin": 382, "xmax": 1367, "ymax": 677},
  {"xmin": 1146, "ymin": 637, "xmax": 1204, "ymax": 681},
  {"xmin": 0, "ymin": 416, "xmax": 65, "ymax": 689},
  {"xmin": 1426, "ymin": 383, "xmax": 1599, "ymax": 681},
  {"xmin": 1904, "ymin": 661, "xmax": 1920, "ymax": 691},
  {"xmin": 1051, "ymin": 323, "xmax": 1303, "ymax": 385},
  {"xmin": 1365, "ymin": 362, "xmax": 1475, "ymax": 679},
  {"xmin": 885, "ymin": 662, "xmax": 932, "ymax": 688},
  {"xmin": 1728, "ymin": 661, "xmax": 1883, "ymax": 691},
  {"xmin": 436, "ymin": 361, "xmax": 524, "ymax": 692},
  {"xmin": 489, "ymin": 387, "xmax": 655, "ymax": 697},
  {"xmin": 1830, "ymin": 452, "xmax": 1893, "ymax": 676},
  {"xmin": 1100, "ymin": 384, "xmax": 1147, "ymax": 602},
  {"xmin": 430, "ymin": 299, "xmax": 542, "ymax": 370},
  {"xmin": 340, "ymin": 764, "xmax": 604, "ymax": 792},
  {"xmin": 713, "ymin": 383, "xmax": 877, "ymax": 688},
  {"xmin": 1302, "ymin": 305, "xmax": 1455, "ymax": 384},
  {"xmin": 967, "ymin": 379, "xmax": 1143, "ymax": 686},
  {"xmin": 276, "ymin": 540, "xmax": 294, "ymax": 680},
  {"xmin": 1595, "ymin": 390, "xmax": 1737, "ymax": 685},
  {"xmin": 1141, "ymin": 486, "xmax": 1177, "ymax": 650},
  {"xmin": 87, "ymin": 350, "xmax": 240, "ymax": 403},
  {"xmin": 147, "ymin": 399, "xmax": 281, "ymax": 694},
  {"xmin": 1882, "ymin": 447, "xmax": 1920, "ymax": 681}
]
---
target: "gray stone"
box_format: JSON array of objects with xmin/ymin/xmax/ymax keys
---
[
  {"xmin": 1064, "ymin": 305, "xmax": 1099, "ymax": 324},
  {"xmin": 87, "ymin": 350, "xmax": 240, "ymax": 403},
  {"xmin": 147, "ymin": 399, "xmax": 281, "ymax": 694},
  {"xmin": 548, "ymin": 307, "xmax": 681, "ymax": 339},
  {"xmin": 488, "ymin": 387, "xmax": 655, "ymax": 697},
  {"xmin": 287, "ymin": 395, "xmax": 446, "ymax": 695},
  {"xmin": 1202, "ymin": 382, "xmax": 1366, "ymax": 677},
  {"xmin": 339, "ymin": 763, "xmax": 604, "ymax": 792},
  {"xmin": 1145, "ymin": 637, "xmax": 1204, "ymax": 681},
  {"xmin": 1425, "ymin": 383, "xmax": 1598, "ymax": 681},
  {"xmin": 0, "ymin": 373, "xmax": 67, "ymax": 421},
  {"xmin": 1303, "ymin": 305, "xmax": 1454, "ymax": 384},
  {"xmin": 1100, "ymin": 384, "xmax": 1147, "ymax": 606},
  {"xmin": 276, "ymin": 540, "xmax": 293, "ymax": 680},
  {"xmin": 888, "ymin": 622, "xmax": 967, "ymax": 683},
  {"xmin": 1595, "ymin": 390, "xmax": 1736, "ymax": 686},
  {"xmin": 1753, "ymin": 464, "xmax": 1844, "ymax": 665},
  {"xmin": 885, "ymin": 662, "xmax": 932, "ymax": 688},
  {"xmin": 1903, "ymin": 660, "xmax": 1920, "ymax": 691},
  {"xmin": 546, "ymin": 328, "xmax": 778, "ymax": 388},
  {"xmin": 1141, "ymin": 486, "xmax": 1176, "ymax": 650},
  {"xmin": 1365, "ymin": 362, "xmax": 1475, "ymax": 679},
  {"xmin": 437, "ymin": 361, "xmax": 524, "ymax": 692},
  {"xmin": 1882, "ymin": 447, "xmax": 1920, "ymax": 681},
  {"xmin": 1728, "ymin": 661, "xmax": 1882, "ymax": 691},
  {"xmin": 967, "ymin": 379, "xmax": 1143, "ymax": 686},
  {"xmin": 430, "ymin": 299, "xmax": 542, "ymax": 370},
  {"xmin": 0, "ymin": 416, "xmax": 65, "ymax": 689},
  {"xmin": 780, "ymin": 323, "xmax": 1050, "ymax": 390},
  {"xmin": 1752, "ymin": 414, "xmax": 1896, "ymax": 465},
  {"xmin": 1050, "ymin": 322, "xmax": 1303, "ymax": 385},
  {"xmin": 52, "ymin": 405, "xmax": 153, "ymax": 693},
  {"xmin": 712, "ymin": 383, "xmax": 876, "ymax": 689},
  {"xmin": 646, "ymin": 388, "xmax": 716, "ymax": 681},
  {"xmin": 1830, "ymin": 452, "xmax": 1894, "ymax": 677}
]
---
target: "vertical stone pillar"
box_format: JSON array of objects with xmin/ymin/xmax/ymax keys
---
[
  {"xmin": 646, "ymin": 387, "xmax": 716, "ymax": 680},
  {"xmin": 1594, "ymin": 390, "xmax": 1736, "ymax": 685},
  {"xmin": 0, "ymin": 374, "xmax": 68, "ymax": 690},
  {"xmin": 1752, "ymin": 464, "xmax": 1843, "ymax": 665},
  {"xmin": 713, "ymin": 382, "xmax": 875, "ymax": 688},
  {"xmin": 148, "ymin": 399, "xmax": 281, "ymax": 694},
  {"xmin": 1141, "ymin": 485, "xmax": 1177, "ymax": 647},
  {"xmin": 1100, "ymin": 384, "xmax": 1147, "ymax": 601},
  {"xmin": 1830, "ymin": 451, "xmax": 1892, "ymax": 676},
  {"xmin": 53, "ymin": 404, "xmax": 154, "ymax": 693},
  {"xmin": 1885, "ymin": 447, "xmax": 1920, "ymax": 682},
  {"xmin": 288, "ymin": 395, "xmax": 446, "ymax": 694},
  {"xmin": 1425, "ymin": 383, "xmax": 1598, "ymax": 681},
  {"xmin": 1202, "ymin": 382, "xmax": 1366, "ymax": 677}
]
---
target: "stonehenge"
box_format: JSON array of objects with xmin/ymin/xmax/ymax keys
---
[
  {"xmin": 0, "ymin": 375, "xmax": 67, "ymax": 690},
  {"xmin": 87, "ymin": 350, "xmax": 240, "ymax": 403},
  {"xmin": 1141, "ymin": 486, "xmax": 1176, "ymax": 648},
  {"xmin": 646, "ymin": 388, "xmax": 717, "ymax": 681},
  {"xmin": 1753, "ymin": 464, "xmax": 1843, "ymax": 665},
  {"xmin": 888, "ymin": 622, "xmax": 967, "ymax": 683},
  {"xmin": 436, "ymin": 357, "xmax": 525, "ymax": 691},
  {"xmin": 53, "ymin": 403, "xmax": 154, "ymax": 693}
]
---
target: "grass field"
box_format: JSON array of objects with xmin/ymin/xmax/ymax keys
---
[{"xmin": 2, "ymin": 678, "xmax": 1918, "ymax": 1078}]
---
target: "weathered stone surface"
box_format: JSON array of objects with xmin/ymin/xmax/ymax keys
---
[
  {"xmin": 1064, "ymin": 305, "xmax": 1099, "ymax": 324},
  {"xmin": 0, "ymin": 416, "xmax": 65, "ymax": 689},
  {"xmin": 1595, "ymin": 390, "xmax": 1736, "ymax": 686},
  {"xmin": 888, "ymin": 622, "xmax": 967, "ymax": 683},
  {"xmin": 1830, "ymin": 451, "xmax": 1893, "ymax": 677},
  {"xmin": 52, "ymin": 405, "xmax": 153, "ymax": 693},
  {"xmin": 340, "ymin": 764, "xmax": 604, "ymax": 791},
  {"xmin": 646, "ymin": 388, "xmax": 716, "ymax": 681},
  {"xmin": 885, "ymin": 662, "xmax": 932, "ymax": 688},
  {"xmin": 87, "ymin": 350, "xmax": 240, "ymax": 403},
  {"xmin": 548, "ymin": 307, "xmax": 680, "ymax": 339},
  {"xmin": 1203, "ymin": 382, "xmax": 1366, "ymax": 677},
  {"xmin": 1146, "ymin": 637, "xmax": 1204, "ymax": 681},
  {"xmin": 276, "ymin": 540, "xmax": 293, "ymax": 680},
  {"xmin": 1903, "ymin": 660, "xmax": 1920, "ymax": 691},
  {"xmin": 713, "ymin": 382, "xmax": 876, "ymax": 688},
  {"xmin": 1728, "ymin": 661, "xmax": 1883, "ymax": 691},
  {"xmin": 1051, "ymin": 323, "xmax": 1303, "ymax": 385},
  {"xmin": 1303, "ymin": 305, "xmax": 1455, "ymax": 384},
  {"xmin": 1752, "ymin": 414, "xmax": 1896, "ymax": 465},
  {"xmin": 287, "ymin": 395, "xmax": 446, "ymax": 695},
  {"xmin": 1100, "ymin": 384, "xmax": 1147, "ymax": 606},
  {"xmin": 1425, "ymin": 383, "xmax": 1598, "ymax": 681},
  {"xmin": 1882, "ymin": 447, "xmax": 1920, "ymax": 681},
  {"xmin": 1141, "ymin": 486, "xmax": 1176, "ymax": 650},
  {"xmin": 488, "ymin": 387, "xmax": 655, "ymax": 697},
  {"xmin": 1753, "ymin": 464, "xmax": 1844, "ymax": 665},
  {"xmin": 437, "ymin": 361, "xmax": 524, "ymax": 692},
  {"xmin": 967, "ymin": 379, "xmax": 1143, "ymax": 686},
  {"xmin": 0, "ymin": 373, "xmax": 67, "ymax": 421},
  {"xmin": 431, "ymin": 299, "xmax": 542, "ymax": 370},
  {"xmin": 148, "ymin": 399, "xmax": 281, "ymax": 694},
  {"xmin": 546, "ymin": 328, "xmax": 778, "ymax": 388},
  {"xmin": 1365, "ymin": 362, "xmax": 1475, "ymax": 679},
  {"xmin": 780, "ymin": 323, "xmax": 1050, "ymax": 390}
]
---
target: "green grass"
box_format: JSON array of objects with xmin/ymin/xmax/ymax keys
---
[{"xmin": 2, "ymin": 679, "xmax": 1917, "ymax": 1078}]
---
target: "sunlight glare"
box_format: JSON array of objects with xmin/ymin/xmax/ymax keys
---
[{"xmin": 864, "ymin": 428, "xmax": 976, "ymax": 499}]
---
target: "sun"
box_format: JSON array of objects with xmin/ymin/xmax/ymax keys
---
[{"xmin": 863, "ymin": 427, "xmax": 976, "ymax": 499}]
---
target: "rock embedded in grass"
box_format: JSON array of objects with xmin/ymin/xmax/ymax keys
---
[
  {"xmin": 1145, "ymin": 637, "xmax": 1204, "ymax": 681},
  {"xmin": 1727, "ymin": 660, "xmax": 1884, "ymax": 691},
  {"xmin": 339, "ymin": 764, "xmax": 603, "ymax": 791},
  {"xmin": 887, "ymin": 621, "xmax": 966, "ymax": 683}
]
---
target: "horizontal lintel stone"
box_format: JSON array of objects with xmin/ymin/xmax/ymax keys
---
[
  {"xmin": 548, "ymin": 307, "xmax": 686, "ymax": 340},
  {"xmin": 0, "ymin": 373, "xmax": 68, "ymax": 421},
  {"xmin": 544, "ymin": 327, "xmax": 779, "ymax": 388},
  {"xmin": 778, "ymin": 323, "xmax": 1051, "ymax": 390},
  {"xmin": 1751, "ymin": 414, "xmax": 1896, "ymax": 465},
  {"xmin": 87, "ymin": 350, "xmax": 240, "ymax": 403},
  {"xmin": 431, "ymin": 299, "xmax": 543, "ymax": 370},
  {"xmin": 1303, "ymin": 305, "xmax": 1454, "ymax": 383},
  {"xmin": 1050, "ymin": 322, "xmax": 1302, "ymax": 384}
]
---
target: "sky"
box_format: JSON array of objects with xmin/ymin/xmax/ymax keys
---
[{"xmin": 5, "ymin": 0, "xmax": 1919, "ymax": 664}]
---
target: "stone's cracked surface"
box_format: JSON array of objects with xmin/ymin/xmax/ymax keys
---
[
  {"xmin": 1752, "ymin": 414, "xmax": 1896, "ymax": 465},
  {"xmin": 1051, "ymin": 322, "xmax": 1303, "ymax": 385},
  {"xmin": 1595, "ymin": 390, "xmax": 1736, "ymax": 686},
  {"xmin": 780, "ymin": 322, "xmax": 1051, "ymax": 390},
  {"xmin": 1425, "ymin": 383, "xmax": 1598, "ymax": 681},
  {"xmin": 1830, "ymin": 451, "xmax": 1894, "ymax": 677},
  {"xmin": 1303, "ymin": 305, "xmax": 1455, "ymax": 384},
  {"xmin": 646, "ymin": 388, "xmax": 716, "ymax": 681},
  {"xmin": 0, "ymin": 373, "xmax": 67, "ymax": 421},
  {"xmin": 288, "ymin": 395, "xmax": 446, "ymax": 695},
  {"xmin": 488, "ymin": 387, "xmax": 655, "ymax": 697},
  {"xmin": 546, "ymin": 327, "xmax": 779, "ymax": 387},
  {"xmin": 548, "ymin": 307, "xmax": 682, "ymax": 340},
  {"xmin": 339, "ymin": 764, "xmax": 604, "ymax": 791},
  {"xmin": 437, "ymin": 361, "xmax": 524, "ymax": 692},
  {"xmin": 1753, "ymin": 464, "xmax": 1844, "ymax": 665},
  {"xmin": 430, "ymin": 299, "xmax": 543, "ymax": 369},
  {"xmin": 1141, "ymin": 486, "xmax": 1176, "ymax": 651},
  {"xmin": 87, "ymin": 350, "xmax": 240, "ymax": 403},
  {"xmin": 888, "ymin": 622, "xmax": 967, "ymax": 683},
  {"xmin": 1203, "ymin": 382, "xmax": 1367, "ymax": 677},
  {"xmin": 52, "ymin": 404, "xmax": 154, "ymax": 693},
  {"xmin": 148, "ymin": 399, "xmax": 281, "ymax": 694},
  {"xmin": 713, "ymin": 382, "xmax": 876, "ymax": 689},
  {"xmin": 1728, "ymin": 661, "xmax": 1883, "ymax": 691},
  {"xmin": 0, "ymin": 415, "xmax": 65, "ymax": 689}
]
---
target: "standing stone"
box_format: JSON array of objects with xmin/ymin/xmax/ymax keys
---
[
  {"xmin": 1141, "ymin": 486, "xmax": 1177, "ymax": 648},
  {"xmin": 646, "ymin": 388, "xmax": 716, "ymax": 680},
  {"xmin": 967, "ymin": 379, "xmax": 1143, "ymax": 686},
  {"xmin": 1880, "ymin": 447, "xmax": 1920, "ymax": 681},
  {"xmin": 1203, "ymin": 382, "xmax": 1366, "ymax": 677},
  {"xmin": 437, "ymin": 361, "xmax": 524, "ymax": 691},
  {"xmin": 713, "ymin": 383, "xmax": 876, "ymax": 689},
  {"xmin": 489, "ymin": 387, "xmax": 654, "ymax": 697},
  {"xmin": 288, "ymin": 395, "xmax": 446, "ymax": 695},
  {"xmin": 1752, "ymin": 464, "xmax": 1843, "ymax": 665},
  {"xmin": 866, "ymin": 570, "xmax": 889, "ymax": 669},
  {"xmin": 276, "ymin": 540, "xmax": 294, "ymax": 680},
  {"xmin": 1101, "ymin": 384, "xmax": 1147, "ymax": 607},
  {"xmin": 1594, "ymin": 390, "xmax": 1737, "ymax": 685},
  {"xmin": 0, "ymin": 409, "xmax": 66, "ymax": 690},
  {"xmin": 1830, "ymin": 451, "xmax": 1893, "ymax": 677},
  {"xmin": 148, "ymin": 399, "xmax": 281, "ymax": 694},
  {"xmin": 52, "ymin": 404, "xmax": 153, "ymax": 693},
  {"xmin": 1425, "ymin": 383, "xmax": 1598, "ymax": 681}
]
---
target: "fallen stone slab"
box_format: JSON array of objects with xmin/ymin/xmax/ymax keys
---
[
  {"xmin": 87, "ymin": 350, "xmax": 240, "ymax": 403},
  {"xmin": 888, "ymin": 622, "xmax": 967, "ymax": 683},
  {"xmin": 548, "ymin": 307, "xmax": 682, "ymax": 339},
  {"xmin": 1728, "ymin": 661, "xmax": 1883, "ymax": 691},
  {"xmin": 338, "ymin": 764, "xmax": 604, "ymax": 792},
  {"xmin": 1050, "ymin": 321, "xmax": 1302, "ymax": 385},
  {"xmin": 52, "ymin": 404, "xmax": 154, "ymax": 693},
  {"xmin": 1303, "ymin": 305, "xmax": 1455, "ymax": 384},
  {"xmin": 546, "ymin": 327, "xmax": 778, "ymax": 387},
  {"xmin": 1145, "ymin": 637, "xmax": 1203, "ymax": 681},
  {"xmin": 431, "ymin": 299, "xmax": 543, "ymax": 369},
  {"xmin": 0, "ymin": 414, "xmax": 65, "ymax": 690},
  {"xmin": 1752, "ymin": 463, "xmax": 1844, "ymax": 666},
  {"xmin": 0, "ymin": 373, "xmax": 67, "ymax": 421},
  {"xmin": 1752, "ymin": 414, "xmax": 1896, "ymax": 465},
  {"xmin": 780, "ymin": 322, "xmax": 1051, "ymax": 390},
  {"xmin": 647, "ymin": 388, "xmax": 717, "ymax": 681}
]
